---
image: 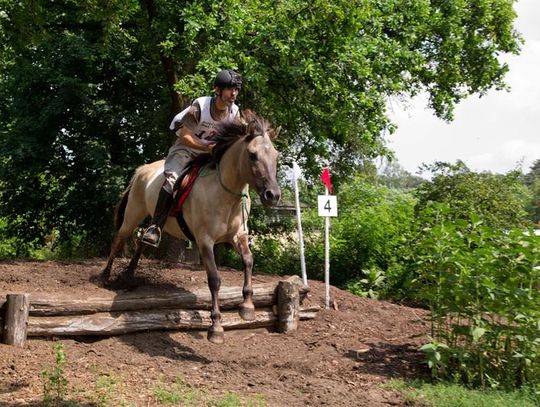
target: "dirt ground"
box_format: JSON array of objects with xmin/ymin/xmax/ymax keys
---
[{"xmin": 0, "ymin": 259, "xmax": 430, "ymax": 406}]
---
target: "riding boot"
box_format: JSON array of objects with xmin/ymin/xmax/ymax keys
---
[{"xmin": 141, "ymin": 188, "xmax": 174, "ymax": 247}]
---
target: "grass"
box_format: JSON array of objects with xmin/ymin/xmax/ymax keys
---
[
  {"xmin": 38, "ymin": 341, "xmax": 265, "ymax": 406},
  {"xmin": 153, "ymin": 377, "xmax": 202, "ymax": 406},
  {"xmin": 94, "ymin": 372, "xmax": 133, "ymax": 407},
  {"xmin": 387, "ymin": 379, "xmax": 539, "ymax": 407},
  {"xmin": 152, "ymin": 377, "xmax": 266, "ymax": 406}
]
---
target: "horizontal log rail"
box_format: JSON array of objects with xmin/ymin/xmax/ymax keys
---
[
  {"xmin": 26, "ymin": 306, "xmax": 320, "ymax": 337},
  {"xmin": 1, "ymin": 276, "xmax": 318, "ymax": 346},
  {"xmin": 0, "ymin": 276, "xmax": 308, "ymax": 316}
]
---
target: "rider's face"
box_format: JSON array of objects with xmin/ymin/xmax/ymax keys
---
[{"xmin": 216, "ymin": 86, "xmax": 239, "ymax": 107}]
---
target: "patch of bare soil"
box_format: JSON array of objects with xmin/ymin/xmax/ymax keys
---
[{"xmin": 0, "ymin": 259, "xmax": 430, "ymax": 406}]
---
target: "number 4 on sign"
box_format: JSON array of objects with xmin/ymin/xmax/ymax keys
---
[{"xmin": 318, "ymin": 195, "xmax": 338, "ymax": 217}]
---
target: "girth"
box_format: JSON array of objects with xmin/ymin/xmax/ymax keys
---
[{"xmin": 169, "ymin": 165, "xmax": 201, "ymax": 242}]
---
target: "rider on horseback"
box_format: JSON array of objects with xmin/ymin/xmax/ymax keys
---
[{"xmin": 141, "ymin": 69, "xmax": 242, "ymax": 247}]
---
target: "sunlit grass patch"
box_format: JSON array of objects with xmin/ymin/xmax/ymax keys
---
[
  {"xmin": 153, "ymin": 377, "xmax": 267, "ymax": 406},
  {"xmin": 387, "ymin": 379, "xmax": 539, "ymax": 407}
]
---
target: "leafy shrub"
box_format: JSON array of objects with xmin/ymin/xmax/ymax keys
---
[
  {"xmin": 412, "ymin": 209, "xmax": 540, "ymax": 389},
  {"xmin": 0, "ymin": 218, "xmax": 19, "ymax": 259},
  {"xmin": 41, "ymin": 342, "xmax": 69, "ymax": 406},
  {"xmin": 318, "ymin": 179, "xmax": 416, "ymax": 289},
  {"xmin": 222, "ymin": 178, "xmax": 416, "ymax": 292},
  {"xmin": 250, "ymin": 234, "xmax": 300, "ymax": 275},
  {"xmin": 345, "ymin": 266, "xmax": 386, "ymax": 298}
]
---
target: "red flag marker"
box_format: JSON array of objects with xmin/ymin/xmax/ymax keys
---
[{"xmin": 320, "ymin": 167, "xmax": 332, "ymax": 193}]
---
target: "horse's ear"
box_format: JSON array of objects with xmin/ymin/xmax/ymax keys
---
[{"xmin": 270, "ymin": 126, "xmax": 281, "ymax": 140}]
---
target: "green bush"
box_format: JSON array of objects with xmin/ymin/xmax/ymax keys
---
[
  {"xmin": 0, "ymin": 218, "xmax": 18, "ymax": 259},
  {"xmin": 230, "ymin": 179, "xmax": 417, "ymax": 295},
  {"xmin": 412, "ymin": 209, "xmax": 540, "ymax": 389},
  {"xmin": 250, "ymin": 234, "xmax": 300, "ymax": 275}
]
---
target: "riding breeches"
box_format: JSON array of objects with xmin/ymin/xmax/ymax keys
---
[{"xmin": 162, "ymin": 144, "xmax": 199, "ymax": 194}]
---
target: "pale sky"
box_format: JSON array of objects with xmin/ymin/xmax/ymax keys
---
[{"xmin": 388, "ymin": 0, "xmax": 540, "ymax": 176}]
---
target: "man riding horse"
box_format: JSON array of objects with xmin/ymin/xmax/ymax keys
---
[{"xmin": 142, "ymin": 69, "xmax": 243, "ymax": 247}]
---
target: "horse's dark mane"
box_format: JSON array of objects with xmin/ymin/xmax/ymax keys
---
[{"xmin": 187, "ymin": 110, "xmax": 271, "ymax": 169}]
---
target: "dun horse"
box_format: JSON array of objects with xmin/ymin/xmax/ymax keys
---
[{"xmin": 102, "ymin": 110, "xmax": 281, "ymax": 343}]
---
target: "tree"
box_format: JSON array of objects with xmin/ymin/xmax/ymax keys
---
[
  {"xmin": 415, "ymin": 161, "xmax": 533, "ymax": 229},
  {"xmin": 378, "ymin": 160, "xmax": 425, "ymax": 190},
  {"xmin": 524, "ymin": 159, "xmax": 540, "ymax": 225},
  {"xmin": 0, "ymin": 0, "xmax": 523, "ymax": 253}
]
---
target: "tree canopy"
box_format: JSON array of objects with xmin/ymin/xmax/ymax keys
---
[
  {"xmin": 415, "ymin": 161, "xmax": 533, "ymax": 229},
  {"xmin": 0, "ymin": 0, "xmax": 523, "ymax": 252}
]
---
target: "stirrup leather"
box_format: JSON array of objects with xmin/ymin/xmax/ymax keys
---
[{"xmin": 141, "ymin": 225, "xmax": 162, "ymax": 247}]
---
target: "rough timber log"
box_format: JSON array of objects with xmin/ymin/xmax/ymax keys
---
[
  {"xmin": 27, "ymin": 276, "xmax": 309, "ymax": 316},
  {"xmin": 26, "ymin": 307, "xmax": 319, "ymax": 336},
  {"xmin": 1, "ymin": 276, "xmax": 319, "ymax": 343},
  {"xmin": 276, "ymin": 280, "xmax": 300, "ymax": 333},
  {"xmin": 3, "ymin": 294, "xmax": 30, "ymax": 346}
]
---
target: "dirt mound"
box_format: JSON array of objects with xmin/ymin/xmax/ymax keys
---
[{"xmin": 0, "ymin": 260, "xmax": 430, "ymax": 406}]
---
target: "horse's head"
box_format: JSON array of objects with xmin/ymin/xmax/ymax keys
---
[
  {"xmin": 241, "ymin": 110, "xmax": 281, "ymax": 207},
  {"xmin": 210, "ymin": 110, "xmax": 281, "ymax": 207}
]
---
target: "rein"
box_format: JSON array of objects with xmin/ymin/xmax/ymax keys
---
[{"xmin": 216, "ymin": 162, "xmax": 249, "ymax": 232}]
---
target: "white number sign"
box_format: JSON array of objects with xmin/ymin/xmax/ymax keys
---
[{"xmin": 318, "ymin": 195, "xmax": 338, "ymax": 217}]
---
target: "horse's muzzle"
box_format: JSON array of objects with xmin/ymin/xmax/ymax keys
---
[{"xmin": 261, "ymin": 187, "xmax": 281, "ymax": 207}]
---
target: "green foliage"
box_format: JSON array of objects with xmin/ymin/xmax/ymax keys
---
[
  {"xmin": 412, "ymin": 213, "xmax": 540, "ymax": 389},
  {"xmin": 0, "ymin": 217, "xmax": 18, "ymax": 259},
  {"xmin": 238, "ymin": 176, "xmax": 417, "ymax": 294},
  {"xmin": 41, "ymin": 342, "xmax": 70, "ymax": 407},
  {"xmin": 324, "ymin": 177, "xmax": 416, "ymax": 288},
  {"xmin": 345, "ymin": 266, "xmax": 386, "ymax": 299},
  {"xmin": 0, "ymin": 0, "xmax": 522, "ymax": 254},
  {"xmin": 416, "ymin": 161, "xmax": 533, "ymax": 229},
  {"xmin": 250, "ymin": 234, "xmax": 299, "ymax": 275},
  {"xmin": 524, "ymin": 159, "xmax": 540, "ymax": 225},
  {"xmin": 378, "ymin": 160, "xmax": 425, "ymax": 190}
]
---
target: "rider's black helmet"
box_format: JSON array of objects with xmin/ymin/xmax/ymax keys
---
[{"xmin": 213, "ymin": 69, "xmax": 242, "ymax": 90}]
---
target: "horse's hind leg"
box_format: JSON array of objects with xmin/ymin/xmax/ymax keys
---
[
  {"xmin": 200, "ymin": 240, "xmax": 224, "ymax": 344},
  {"xmin": 235, "ymin": 233, "xmax": 255, "ymax": 321},
  {"xmin": 102, "ymin": 232, "xmax": 129, "ymax": 280},
  {"xmin": 102, "ymin": 206, "xmax": 147, "ymax": 281}
]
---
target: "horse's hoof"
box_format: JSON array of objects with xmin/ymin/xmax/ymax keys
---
[
  {"xmin": 118, "ymin": 277, "xmax": 138, "ymax": 291},
  {"xmin": 239, "ymin": 304, "xmax": 255, "ymax": 321},
  {"xmin": 90, "ymin": 272, "xmax": 109, "ymax": 285},
  {"xmin": 207, "ymin": 326, "xmax": 225, "ymax": 344}
]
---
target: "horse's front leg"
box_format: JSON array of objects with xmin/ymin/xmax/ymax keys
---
[
  {"xmin": 116, "ymin": 240, "xmax": 143, "ymax": 289},
  {"xmin": 200, "ymin": 241, "xmax": 224, "ymax": 344},
  {"xmin": 235, "ymin": 233, "xmax": 255, "ymax": 321}
]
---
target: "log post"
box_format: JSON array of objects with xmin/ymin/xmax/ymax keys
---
[
  {"xmin": 3, "ymin": 294, "xmax": 30, "ymax": 347},
  {"xmin": 276, "ymin": 280, "xmax": 299, "ymax": 333}
]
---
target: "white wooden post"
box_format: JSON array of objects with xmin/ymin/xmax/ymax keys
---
[
  {"xmin": 292, "ymin": 162, "xmax": 308, "ymax": 286},
  {"xmin": 324, "ymin": 191, "xmax": 330, "ymax": 309},
  {"xmin": 318, "ymin": 167, "xmax": 337, "ymax": 310}
]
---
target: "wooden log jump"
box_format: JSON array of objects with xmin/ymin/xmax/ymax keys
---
[{"xmin": 0, "ymin": 276, "xmax": 319, "ymax": 346}]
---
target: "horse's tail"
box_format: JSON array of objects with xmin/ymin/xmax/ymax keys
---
[{"xmin": 114, "ymin": 177, "xmax": 134, "ymax": 231}]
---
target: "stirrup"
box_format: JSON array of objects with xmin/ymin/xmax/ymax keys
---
[{"xmin": 141, "ymin": 225, "xmax": 162, "ymax": 248}]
